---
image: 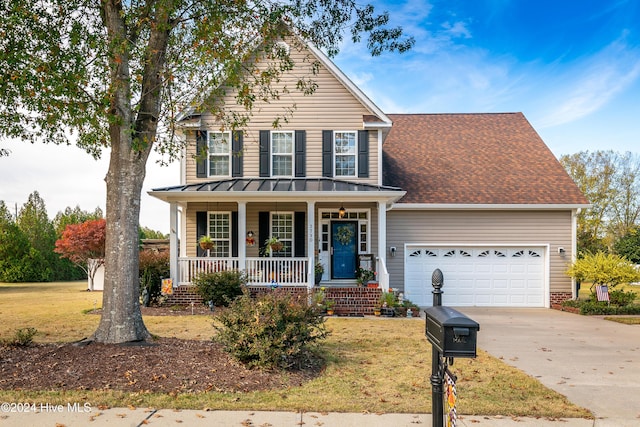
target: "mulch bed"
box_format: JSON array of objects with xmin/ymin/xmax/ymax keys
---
[{"xmin": 0, "ymin": 306, "xmax": 323, "ymax": 394}]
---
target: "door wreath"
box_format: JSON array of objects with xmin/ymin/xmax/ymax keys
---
[{"xmin": 335, "ymin": 225, "xmax": 354, "ymax": 245}]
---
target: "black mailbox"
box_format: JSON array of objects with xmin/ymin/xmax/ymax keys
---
[{"xmin": 425, "ymin": 306, "xmax": 479, "ymax": 358}]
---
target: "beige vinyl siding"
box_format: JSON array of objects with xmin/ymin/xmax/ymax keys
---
[
  {"xmin": 185, "ymin": 201, "xmax": 381, "ymax": 258},
  {"xmin": 184, "ymin": 43, "xmax": 379, "ymax": 185},
  {"xmin": 185, "ymin": 201, "xmax": 314, "ymax": 258},
  {"xmin": 385, "ymin": 210, "xmax": 574, "ymax": 295}
]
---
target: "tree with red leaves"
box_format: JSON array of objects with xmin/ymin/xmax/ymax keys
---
[{"xmin": 55, "ymin": 219, "xmax": 106, "ymax": 291}]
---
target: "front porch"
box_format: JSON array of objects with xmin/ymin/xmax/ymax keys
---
[{"xmin": 149, "ymin": 178, "xmax": 405, "ymax": 294}]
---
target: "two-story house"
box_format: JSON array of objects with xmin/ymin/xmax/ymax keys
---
[{"xmin": 149, "ymin": 39, "xmax": 588, "ymax": 309}]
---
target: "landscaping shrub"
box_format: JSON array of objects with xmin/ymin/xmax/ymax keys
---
[
  {"xmin": 193, "ymin": 270, "xmax": 246, "ymax": 307},
  {"xmin": 608, "ymin": 289, "xmax": 637, "ymax": 307},
  {"xmin": 214, "ymin": 289, "xmax": 328, "ymax": 369},
  {"xmin": 563, "ymin": 299, "xmax": 640, "ymax": 315},
  {"xmin": 1, "ymin": 327, "xmax": 37, "ymax": 347},
  {"xmin": 139, "ymin": 250, "xmax": 169, "ymax": 305}
]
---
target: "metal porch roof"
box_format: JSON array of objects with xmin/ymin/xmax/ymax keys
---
[{"xmin": 149, "ymin": 178, "xmax": 405, "ymax": 203}]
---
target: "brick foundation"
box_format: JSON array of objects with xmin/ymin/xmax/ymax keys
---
[
  {"xmin": 324, "ymin": 287, "xmax": 382, "ymax": 316},
  {"xmin": 247, "ymin": 285, "xmax": 309, "ymax": 300},
  {"xmin": 164, "ymin": 285, "xmax": 387, "ymax": 315},
  {"xmin": 550, "ymin": 292, "xmax": 573, "ymax": 305},
  {"xmin": 164, "ymin": 285, "xmax": 200, "ymax": 305}
]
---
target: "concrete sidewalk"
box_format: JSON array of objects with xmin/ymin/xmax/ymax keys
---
[{"xmin": 0, "ymin": 408, "xmax": 596, "ymax": 427}]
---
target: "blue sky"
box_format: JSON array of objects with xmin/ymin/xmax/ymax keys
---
[
  {"xmin": 2, "ymin": 0, "xmax": 639, "ymax": 232},
  {"xmin": 334, "ymin": 0, "xmax": 640, "ymax": 155}
]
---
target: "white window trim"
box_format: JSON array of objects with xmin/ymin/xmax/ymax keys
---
[
  {"xmin": 270, "ymin": 130, "xmax": 295, "ymax": 177},
  {"xmin": 208, "ymin": 131, "xmax": 231, "ymax": 177},
  {"xmin": 208, "ymin": 211, "xmax": 232, "ymax": 257},
  {"xmin": 333, "ymin": 130, "xmax": 358, "ymax": 177}
]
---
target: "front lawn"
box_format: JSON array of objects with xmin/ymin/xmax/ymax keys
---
[{"xmin": 0, "ymin": 281, "xmax": 591, "ymax": 418}]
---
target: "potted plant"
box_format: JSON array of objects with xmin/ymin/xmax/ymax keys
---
[
  {"xmin": 356, "ymin": 267, "xmax": 375, "ymax": 286},
  {"xmin": 314, "ymin": 262, "xmax": 324, "ymax": 285},
  {"xmin": 325, "ymin": 299, "xmax": 335, "ymax": 316},
  {"xmin": 312, "ymin": 287, "xmax": 326, "ymax": 313},
  {"xmin": 199, "ymin": 235, "xmax": 215, "ymax": 251},
  {"xmin": 373, "ymin": 304, "xmax": 381, "ymax": 316},
  {"xmin": 263, "ymin": 237, "xmax": 284, "ymax": 255},
  {"xmin": 379, "ymin": 291, "xmax": 397, "ymax": 317}
]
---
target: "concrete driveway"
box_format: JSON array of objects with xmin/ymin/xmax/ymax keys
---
[{"xmin": 457, "ymin": 308, "xmax": 640, "ymax": 424}]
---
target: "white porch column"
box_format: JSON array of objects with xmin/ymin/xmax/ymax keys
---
[
  {"xmin": 307, "ymin": 200, "xmax": 315, "ymax": 288},
  {"xmin": 377, "ymin": 201, "xmax": 387, "ymax": 265},
  {"xmin": 169, "ymin": 202, "xmax": 179, "ymax": 287},
  {"xmin": 238, "ymin": 201, "xmax": 247, "ymax": 272}
]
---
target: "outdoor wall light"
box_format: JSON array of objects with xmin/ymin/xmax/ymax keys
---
[
  {"xmin": 558, "ymin": 247, "xmax": 566, "ymax": 255},
  {"xmin": 338, "ymin": 205, "xmax": 346, "ymax": 218},
  {"xmin": 390, "ymin": 246, "xmax": 397, "ymax": 257}
]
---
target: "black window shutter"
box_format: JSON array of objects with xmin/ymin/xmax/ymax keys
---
[
  {"xmin": 294, "ymin": 211, "xmax": 305, "ymax": 257},
  {"xmin": 258, "ymin": 211, "xmax": 269, "ymax": 257},
  {"xmin": 295, "ymin": 130, "xmax": 306, "ymax": 177},
  {"xmin": 259, "ymin": 130, "xmax": 270, "ymax": 177},
  {"xmin": 358, "ymin": 130, "xmax": 369, "ymax": 178},
  {"xmin": 196, "ymin": 130, "xmax": 207, "ymax": 178},
  {"xmin": 322, "ymin": 130, "xmax": 333, "ymax": 177},
  {"xmin": 231, "ymin": 211, "xmax": 238, "ymax": 257},
  {"xmin": 232, "ymin": 131, "xmax": 243, "ymax": 177},
  {"xmin": 196, "ymin": 211, "xmax": 207, "ymax": 257}
]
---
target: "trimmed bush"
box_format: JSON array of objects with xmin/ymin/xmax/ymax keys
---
[
  {"xmin": 563, "ymin": 299, "xmax": 640, "ymax": 315},
  {"xmin": 214, "ymin": 289, "xmax": 328, "ymax": 369},
  {"xmin": 609, "ymin": 289, "xmax": 637, "ymax": 307},
  {"xmin": 193, "ymin": 270, "xmax": 246, "ymax": 307}
]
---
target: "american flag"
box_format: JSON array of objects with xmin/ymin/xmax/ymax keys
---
[{"xmin": 596, "ymin": 285, "xmax": 610, "ymax": 302}]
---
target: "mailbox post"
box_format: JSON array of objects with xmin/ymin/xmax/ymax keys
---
[{"xmin": 425, "ymin": 269, "xmax": 479, "ymax": 427}]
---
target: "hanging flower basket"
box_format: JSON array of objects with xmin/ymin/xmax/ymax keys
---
[
  {"xmin": 199, "ymin": 236, "xmax": 215, "ymax": 251},
  {"xmin": 263, "ymin": 237, "xmax": 284, "ymax": 254}
]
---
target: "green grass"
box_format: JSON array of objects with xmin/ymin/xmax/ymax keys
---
[
  {"xmin": 0, "ymin": 281, "xmax": 591, "ymax": 418},
  {"xmin": 604, "ymin": 317, "xmax": 640, "ymax": 325}
]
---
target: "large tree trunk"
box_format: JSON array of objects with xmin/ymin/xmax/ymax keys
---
[
  {"xmin": 92, "ymin": 0, "xmax": 171, "ymax": 343},
  {"xmin": 92, "ymin": 138, "xmax": 151, "ymax": 343}
]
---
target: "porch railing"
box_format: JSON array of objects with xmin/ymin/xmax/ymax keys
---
[
  {"xmin": 376, "ymin": 256, "xmax": 390, "ymax": 292},
  {"xmin": 178, "ymin": 257, "xmax": 239, "ymax": 285},
  {"xmin": 245, "ymin": 257, "xmax": 309, "ymax": 286},
  {"xmin": 177, "ymin": 257, "xmax": 309, "ymax": 286}
]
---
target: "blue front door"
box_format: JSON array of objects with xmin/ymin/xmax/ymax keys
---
[{"xmin": 332, "ymin": 221, "xmax": 357, "ymax": 279}]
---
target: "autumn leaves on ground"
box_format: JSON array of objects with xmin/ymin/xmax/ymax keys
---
[{"xmin": 0, "ymin": 281, "xmax": 590, "ymax": 417}]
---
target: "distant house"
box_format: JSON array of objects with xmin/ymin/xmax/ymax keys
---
[{"xmin": 149, "ymin": 39, "xmax": 588, "ymax": 308}]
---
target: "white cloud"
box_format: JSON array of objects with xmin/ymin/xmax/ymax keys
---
[
  {"xmin": 536, "ymin": 38, "xmax": 640, "ymax": 128},
  {"xmin": 441, "ymin": 21, "xmax": 472, "ymax": 39}
]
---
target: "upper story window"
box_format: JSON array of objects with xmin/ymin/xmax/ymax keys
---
[
  {"xmin": 271, "ymin": 131, "xmax": 294, "ymax": 176},
  {"xmin": 334, "ymin": 131, "xmax": 357, "ymax": 176},
  {"xmin": 208, "ymin": 131, "xmax": 231, "ymax": 176}
]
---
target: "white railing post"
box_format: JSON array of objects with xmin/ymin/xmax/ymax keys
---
[{"xmin": 376, "ymin": 256, "xmax": 390, "ymax": 292}]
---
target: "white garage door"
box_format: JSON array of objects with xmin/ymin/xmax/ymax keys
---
[{"xmin": 404, "ymin": 246, "xmax": 545, "ymax": 307}]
